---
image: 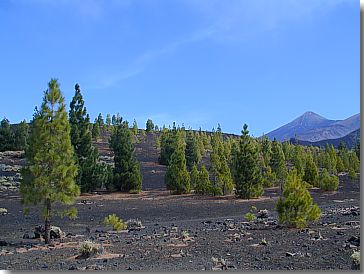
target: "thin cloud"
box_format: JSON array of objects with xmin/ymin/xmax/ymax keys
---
[{"xmin": 88, "ymin": 0, "xmax": 356, "ymax": 89}]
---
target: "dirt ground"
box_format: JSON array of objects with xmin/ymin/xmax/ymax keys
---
[{"xmin": 0, "ymin": 175, "xmax": 360, "ymax": 271}]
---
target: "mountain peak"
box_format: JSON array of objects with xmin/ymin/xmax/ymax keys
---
[
  {"xmin": 293, "ymin": 111, "xmax": 328, "ymax": 127},
  {"xmin": 300, "ymin": 111, "xmax": 325, "ymax": 119},
  {"xmin": 266, "ymin": 112, "xmax": 360, "ymax": 142}
]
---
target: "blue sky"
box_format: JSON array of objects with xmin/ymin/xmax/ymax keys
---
[{"xmin": 0, "ymin": 0, "xmax": 359, "ymax": 136}]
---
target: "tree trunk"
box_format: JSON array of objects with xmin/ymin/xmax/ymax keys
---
[{"xmin": 44, "ymin": 200, "xmax": 51, "ymax": 244}]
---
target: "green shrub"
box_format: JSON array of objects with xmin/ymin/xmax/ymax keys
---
[
  {"xmin": 103, "ymin": 214, "xmax": 127, "ymax": 231},
  {"xmin": 348, "ymin": 169, "xmax": 357, "ymax": 180},
  {"xmin": 276, "ymin": 169, "xmax": 321, "ymax": 229},
  {"xmin": 79, "ymin": 240, "xmax": 103, "ymax": 257},
  {"xmin": 351, "ymin": 250, "xmax": 360, "ymax": 270},
  {"xmin": 244, "ymin": 212, "xmax": 256, "ymax": 222},
  {"xmin": 319, "ymin": 169, "xmax": 339, "ymax": 191}
]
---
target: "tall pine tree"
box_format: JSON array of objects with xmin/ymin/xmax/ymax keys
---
[
  {"xmin": 20, "ymin": 79, "xmax": 80, "ymax": 244},
  {"xmin": 69, "ymin": 83, "xmax": 104, "ymax": 193},
  {"xmin": 109, "ymin": 121, "xmax": 142, "ymax": 193},
  {"xmin": 270, "ymin": 139, "xmax": 287, "ymax": 189},
  {"xmin": 185, "ymin": 130, "xmax": 202, "ymax": 170},
  {"xmin": 233, "ymin": 124, "xmax": 263, "ymax": 199},
  {"xmin": 165, "ymin": 131, "xmax": 190, "ymax": 194}
]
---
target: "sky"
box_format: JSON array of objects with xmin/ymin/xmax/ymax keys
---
[{"xmin": 0, "ymin": 0, "xmax": 359, "ymax": 136}]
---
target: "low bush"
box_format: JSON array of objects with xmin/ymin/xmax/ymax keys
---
[
  {"xmin": 103, "ymin": 214, "xmax": 127, "ymax": 231},
  {"xmin": 79, "ymin": 240, "xmax": 103, "ymax": 257},
  {"xmin": 348, "ymin": 169, "xmax": 357, "ymax": 180},
  {"xmin": 244, "ymin": 212, "xmax": 256, "ymax": 222}
]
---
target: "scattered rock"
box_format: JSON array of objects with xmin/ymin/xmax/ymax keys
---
[
  {"xmin": 127, "ymin": 219, "xmax": 144, "ymax": 231},
  {"xmin": 347, "ymin": 236, "xmax": 360, "ymax": 247},
  {"xmin": 0, "ymin": 208, "xmax": 8, "ymax": 215},
  {"xmin": 257, "ymin": 209, "xmax": 269, "ymax": 219}
]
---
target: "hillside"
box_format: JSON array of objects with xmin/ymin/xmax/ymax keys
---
[
  {"xmin": 266, "ymin": 112, "xmax": 360, "ymax": 142},
  {"xmin": 291, "ymin": 128, "xmax": 360, "ymax": 149}
]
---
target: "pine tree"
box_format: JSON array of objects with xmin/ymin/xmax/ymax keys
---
[
  {"xmin": 233, "ymin": 124, "xmax": 263, "ymax": 199},
  {"xmin": 159, "ymin": 128, "xmax": 177, "ymax": 165},
  {"xmin": 210, "ymin": 129, "xmax": 234, "ymax": 195},
  {"xmin": 111, "ymin": 114, "xmax": 116, "ymax": 126},
  {"xmin": 146, "ymin": 119, "xmax": 154, "ymax": 132},
  {"xmin": 132, "ymin": 119, "xmax": 138, "ymax": 135},
  {"xmin": 355, "ymin": 139, "xmax": 360, "ymax": 159},
  {"xmin": 109, "ymin": 121, "xmax": 142, "ymax": 193},
  {"xmin": 0, "ymin": 118, "xmax": 14, "ymax": 151},
  {"xmin": 194, "ymin": 165, "xmax": 212, "ymax": 195},
  {"xmin": 97, "ymin": 113, "xmax": 104, "ymax": 128},
  {"xmin": 276, "ymin": 169, "xmax": 321, "ymax": 229},
  {"xmin": 91, "ymin": 118, "xmax": 100, "ymax": 140},
  {"xmin": 106, "ymin": 114, "xmax": 111, "ymax": 129},
  {"xmin": 261, "ymin": 135, "xmax": 272, "ymax": 167},
  {"xmin": 69, "ymin": 83, "xmax": 103, "ymax": 193},
  {"xmin": 293, "ymin": 145, "xmax": 305, "ymax": 178},
  {"xmin": 190, "ymin": 164, "xmax": 199, "ymax": 190},
  {"xmin": 270, "ymin": 139, "xmax": 287, "ymax": 188},
  {"xmin": 165, "ymin": 131, "xmax": 190, "ymax": 194},
  {"xmin": 14, "ymin": 120, "xmax": 29, "ymax": 150},
  {"xmin": 20, "ymin": 79, "xmax": 80, "ymax": 244},
  {"xmin": 319, "ymin": 168, "xmax": 339, "ymax": 191},
  {"xmin": 303, "ymin": 153, "xmax": 319, "ymax": 187},
  {"xmin": 185, "ymin": 130, "xmax": 202, "ymax": 170},
  {"xmin": 348, "ymin": 151, "xmax": 360, "ymax": 173}
]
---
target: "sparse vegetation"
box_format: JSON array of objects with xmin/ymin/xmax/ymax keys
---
[
  {"xmin": 79, "ymin": 240, "xmax": 103, "ymax": 257},
  {"xmin": 244, "ymin": 212, "xmax": 256, "ymax": 222},
  {"xmin": 351, "ymin": 250, "xmax": 360, "ymax": 270},
  {"xmin": 103, "ymin": 214, "xmax": 128, "ymax": 231}
]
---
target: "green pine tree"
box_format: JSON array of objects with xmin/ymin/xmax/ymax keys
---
[
  {"xmin": 261, "ymin": 135, "xmax": 272, "ymax": 167},
  {"xmin": 97, "ymin": 113, "xmax": 104, "ymax": 128},
  {"xmin": 165, "ymin": 131, "xmax": 190, "ymax": 194},
  {"xmin": 0, "ymin": 118, "xmax": 14, "ymax": 151},
  {"xmin": 276, "ymin": 169, "xmax": 321, "ymax": 229},
  {"xmin": 109, "ymin": 121, "xmax": 142, "ymax": 193},
  {"xmin": 106, "ymin": 114, "xmax": 111, "ymax": 130},
  {"xmin": 20, "ymin": 79, "xmax": 80, "ymax": 244},
  {"xmin": 146, "ymin": 119, "xmax": 154, "ymax": 132},
  {"xmin": 194, "ymin": 165, "xmax": 212, "ymax": 195},
  {"xmin": 233, "ymin": 124, "xmax": 263, "ymax": 199},
  {"xmin": 185, "ymin": 130, "xmax": 202, "ymax": 170},
  {"xmin": 303, "ymin": 153, "xmax": 319, "ymax": 187},
  {"xmin": 69, "ymin": 83, "xmax": 104, "ymax": 193},
  {"xmin": 210, "ymin": 129, "xmax": 234, "ymax": 195},
  {"xmin": 292, "ymin": 145, "xmax": 305, "ymax": 178},
  {"xmin": 190, "ymin": 164, "xmax": 199, "ymax": 190},
  {"xmin": 91, "ymin": 118, "xmax": 100, "ymax": 140},
  {"xmin": 319, "ymin": 168, "xmax": 339, "ymax": 191},
  {"xmin": 14, "ymin": 120, "xmax": 29, "ymax": 150},
  {"xmin": 132, "ymin": 119, "xmax": 138, "ymax": 135},
  {"xmin": 159, "ymin": 128, "xmax": 178, "ymax": 165},
  {"xmin": 270, "ymin": 139, "xmax": 287, "ymax": 188}
]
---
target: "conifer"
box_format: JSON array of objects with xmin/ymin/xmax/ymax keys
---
[
  {"xmin": 109, "ymin": 121, "xmax": 142, "ymax": 193},
  {"xmin": 233, "ymin": 124, "xmax": 263, "ymax": 199},
  {"xmin": 20, "ymin": 79, "xmax": 80, "ymax": 244}
]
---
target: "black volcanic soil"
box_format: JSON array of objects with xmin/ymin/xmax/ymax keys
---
[
  {"xmin": 0, "ymin": 131, "xmax": 360, "ymax": 271},
  {"xmin": 0, "ymin": 178, "xmax": 360, "ymax": 271}
]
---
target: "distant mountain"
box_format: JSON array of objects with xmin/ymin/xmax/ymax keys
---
[
  {"xmin": 266, "ymin": 112, "xmax": 360, "ymax": 142},
  {"xmin": 291, "ymin": 128, "xmax": 360, "ymax": 149}
]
